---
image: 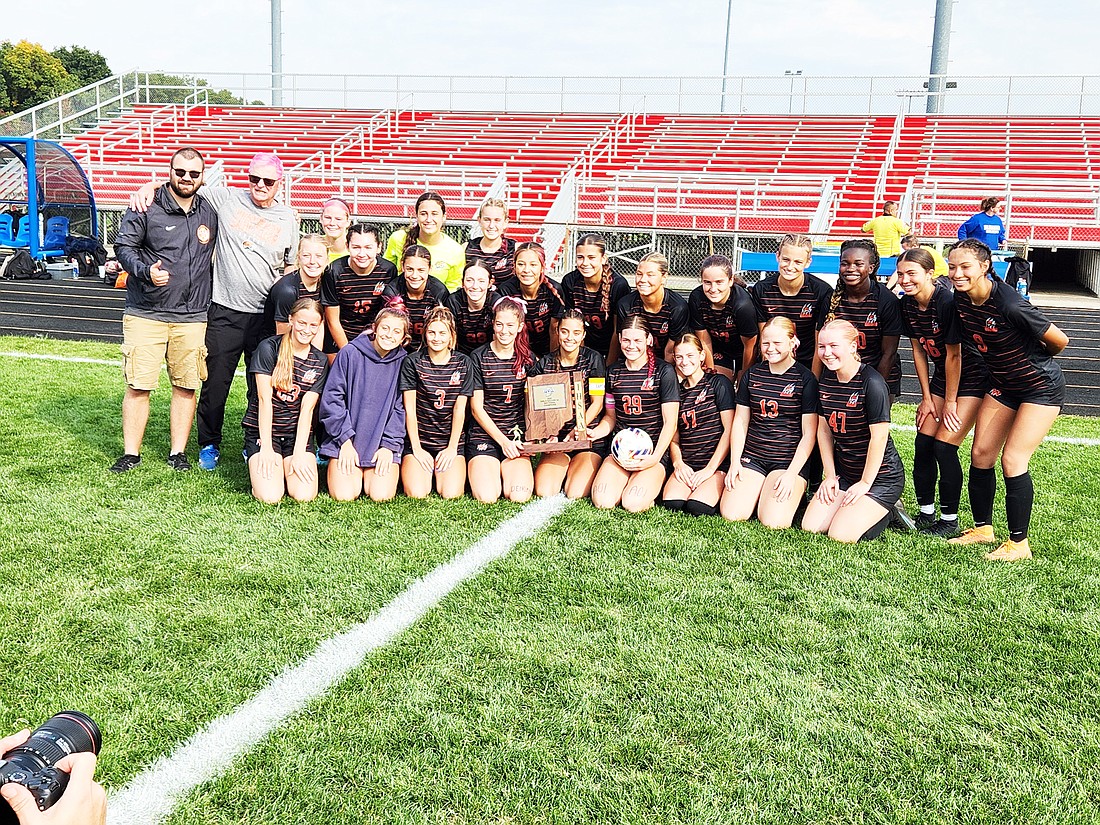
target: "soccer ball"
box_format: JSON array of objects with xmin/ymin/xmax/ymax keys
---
[{"xmin": 611, "ymin": 427, "xmax": 654, "ymax": 466}]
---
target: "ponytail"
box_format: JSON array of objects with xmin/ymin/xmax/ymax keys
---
[
  {"xmin": 493, "ymin": 295, "xmax": 533, "ymax": 378},
  {"xmin": 271, "ymin": 298, "xmax": 323, "ymax": 391}
]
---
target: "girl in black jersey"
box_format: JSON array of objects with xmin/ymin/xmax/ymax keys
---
[
  {"xmin": 801, "ymin": 320, "xmax": 906, "ymax": 543},
  {"xmin": 498, "ymin": 242, "xmax": 564, "ymax": 357},
  {"xmin": 266, "ymin": 234, "xmax": 327, "ymax": 348},
  {"xmin": 896, "ymin": 248, "xmax": 989, "ymax": 538},
  {"xmin": 588, "ymin": 315, "xmax": 681, "ymax": 512},
  {"xmin": 399, "ymin": 306, "xmax": 473, "ymax": 500},
  {"xmin": 467, "ymin": 297, "xmax": 535, "ymax": 503},
  {"xmin": 689, "ymin": 254, "xmax": 758, "ymax": 381},
  {"xmin": 530, "ymin": 310, "xmax": 607, "ymax": 499},
  {"xmin": 322, "ymin": 224, "xmax": 397, "ymax": 357},
  {"xmin": 448, "ymin": 262, "xmax": 496, "ymax": 355},
  {"xmin": 721, "ymin": 317, "xmax": 819, "ymax": 529},
  {"xmin": 244, "ymin": 299, "xmax": 328, "ymax": 504},
  {"xmin": 382, "ymin": 244, "xmax": 449, "ymax": 349},
  {"xmin": 464, "ymin": 199, "xmax": 517, "ymax": 288},
  {"xmin": 561, "ymin": 233, "xmax": 631, "ymax": 361},
  {"xmin": 661, "ymin": 334, "xmax": 734, "ymax": 517},
  {"xmin": 827, "ymin": 239, "xmax": 904, "ymax": 401},
  {"xmin": 946, "ymin": 240, "xmax": 1070, "ymax": 561},
  {"xmin": 612, "ymin": 252, "xmax": 689, "ymax": 364}
]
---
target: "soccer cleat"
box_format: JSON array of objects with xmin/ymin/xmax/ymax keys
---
[
  {"xmin": 914, "ymin": 511, "xmax": 937, "ymax": 529},
  {"xmin": 109, "ymin": 454, "xmax": 141, "ymax": 473},
  {"xmin": 198, "ymin": 444, "xmax": 220, "ymax": 471},
  {"xmin": 166, "ymin": 452, "xmax": 192, "ymax": 472},
  {"xmin": 984, "ymin": 539, "xmax": 1032, "ymax": 562},
  {"xmin": 920, "ymin": 518, "xmax": 960, "ymax": 539},
  {"xmin": 948, "ymin": 525, "xmax": 997, "ymax": 546}
]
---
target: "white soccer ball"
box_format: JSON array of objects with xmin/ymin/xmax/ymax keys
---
[{"xmin": 611, "ymin": 427, "xmax": 654, "ymax": 466}]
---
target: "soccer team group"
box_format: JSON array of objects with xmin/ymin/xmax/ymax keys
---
[{"xmin": 113, "ymin": 150, "xmax": 1069, "ymax": 561}]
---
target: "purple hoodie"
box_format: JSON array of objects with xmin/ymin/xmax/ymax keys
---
[{"xmin": 318, "ymin": 332, "xmax": 406, "ymax": 467}]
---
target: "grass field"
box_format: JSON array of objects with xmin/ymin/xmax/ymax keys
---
[{"xmin": 1, "ymin": 334, "xmax": 1099, "ymax": 824}]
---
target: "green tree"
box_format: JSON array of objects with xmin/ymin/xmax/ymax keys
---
[
  {"xmin": 142, "ymin": 73, "xmax": 256, "ymax": 105},
  {"xmin": 52, "ymin": 45, "xmax": 110, "ymax": 87},
  {"xmin": 0, "ymin": 40, "xmax": 76, "ymax": 114}
]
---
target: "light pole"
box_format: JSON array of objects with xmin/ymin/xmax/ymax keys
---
[
  {"xmin": 271, "ymin": 0, "xmax": 283, "ymax": 106},
  {"xmin": 927, "ymin": 0, "xmax": 954, "ymax": 114},
  {"xmin": 720, "ymin": 0, "xmax": 733, "ymax": 112}
]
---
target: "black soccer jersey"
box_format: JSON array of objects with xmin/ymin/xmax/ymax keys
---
[
  {"xmin": 469, "ymin": 344, "xmax": 529, "ymax": 443},
  {"xmin": 954, "ymin": 279, "xmax": 1063, "ymax": 396},
  {"xmin": 736, "ymin": 360, "xmax": 819, "ymax": 470},
  {"xmin": 688, "ymin": 284, "xmax": 759, "ymax": 372},
  {"xmin": 464, "ymin": 237, "xmax": 517, "ymax": 287},
  {"xmin": 530, "ymin": 347, "xmax": 607, "ymax": 439},
  {"xmin": 320, "ymin": 256, "xmax": 398, "ymax": 341},
  {"xmin": 750, "ymin": 274, "xmax": 833, "ymax": 367},
  {"xmin": 382, "ymin": 275, "xmax": 450, "ymax": 349},
  {"xmin": 561, "ymin": 269, "xmax": 632, "ymax": 359},
  {"xmin": 605, "ymin": 358, "xmax": 680, "ymax": 443},
  {"xmin": 243, "ymin": 335, "xmax": 329, "ymax": 439},
  {"xmin": 900, "ymin": 283, "xmax": 990, "ymax": 397},
  {"xmin": 615, "ymin": 289, "xmax": 690, "ymax": 356},
  {"xmin": 498, "ymin": 279, "xmax": 565, "ymax": 357},
  {"xmin": 817, "ymin": 365, "xmax": 903, "ymax": 485},
  {"xmin": 447, "ymin": 290, "xmax": 495, "ymax": 355},
  {"xmin": 398, "ymin": 351, "xmax": 473, "ymax": 453},
  {"xmin": 826, "ymin": 279, "xmax": 903, "ymax": 381},
  {"xmin": 264, "ymin": 270, "xmax": 321, "ymax": 327},
  {"xmin": 677, "ymin": 372, "xmax": 735, "ymax": 470}
]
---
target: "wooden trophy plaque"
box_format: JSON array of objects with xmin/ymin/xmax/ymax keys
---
[{"xmin": 520, "ymin": 372, "xmax": 592, "ymax": 455}]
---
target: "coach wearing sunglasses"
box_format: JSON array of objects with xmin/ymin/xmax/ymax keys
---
[{"xmin": 112, "ymin": 146, "xmax": 219, "ymax": 473}]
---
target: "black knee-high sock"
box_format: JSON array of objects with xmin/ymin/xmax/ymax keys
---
[
  {"xmin": 913, "ymin": 433, "xmax": 938, "ymax": 507},
  {"xmin": 968, "ymin": 465, "xmax": 997, "ymax": 528},
  {"xmin": 934, "ymin": 440, "xmax": 963, "ymax": 517},
  {"xmin": 683, "ymin": 499, "xmax": 718, "ymax": 517},
  {"xmin": 860, "ymin": 512, "xmax": 892, "ymax": 541},
  {"xmin": 660, "ymin": 498, "xmax": 686, "ymax": 512},
  {"xmin": 1004, "ymin": 472, "xmax": 1034, "ymax": 542}
]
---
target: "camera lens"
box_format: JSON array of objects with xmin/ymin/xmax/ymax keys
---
[{"xmin": 2, "ymin": 711, "xmax": 101, "ymax": 772}]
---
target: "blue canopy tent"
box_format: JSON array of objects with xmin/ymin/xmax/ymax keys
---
[{"xmin": 0, "ymin": 137, "xmax": 96, "ymax": 259}]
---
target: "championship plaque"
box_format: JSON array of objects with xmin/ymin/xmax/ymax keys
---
[{"xmin": 520, "ymin": 372, "xmax": 591, "ymax": 455}]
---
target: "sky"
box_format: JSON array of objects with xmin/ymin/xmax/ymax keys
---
[{"xmin": 10, "ymin": 0, "xmax": 1100, "ymax": 82}]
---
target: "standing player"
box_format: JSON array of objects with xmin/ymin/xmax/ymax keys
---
[
  {"xmin": 947, "ymin": 239, "xmax": 1069, "ymax": 561},
  {"xmin": 750, "ymin": 234, "xmax": 832, "ymax": 374},
  {"xmin": 529, "ymin": 309, "xmax": 607, "ymax": 499},
  {"xmin": 467, "ymin": 297, "xmax": 535, "ymax": 503},
  {"xmin": 612, "ymin": 252, "xmax": 689, "ymax": 363},
  {"xmin": 721, "ymin": 317, "xmax": 818, "ymax": 529},
  {"xmin": 661, "ymin": 334, "xmax": 734, "ymax": 517},
  {"xmin": 399, "ymin": 306, "xmax": 473, "ymax": 500},
  {"xmin": 497, "ymin": 242, "xmax": 564, "ymax": 357},
  {"xmin": 243, "ymin": 299, "xmax": 328, "ymax": 504},
  {"xmin": 957, "ymin": 197, "xmax": 1007, "ymax": 250},
  {"xmin": 319, "ymin": 300, "xmax": 410, "ymax": 502},
  {"xmin": 560, "ymin": 233, "xmax": 630, "ymax": 361},
  {"xmin": 588, "ymin": 316, "xmax": 680, "ymax": 513},
  {"xmin": 896, "ymin": 247, "xmax": 990, "ymax": 537},
  {"xmin": 801, "ymin": 320, "xmax": 906, "ymax": 543},
  {"xmin": 689, "ymin": 254, "xmax": 758, "ymax": 381},
  {"xmin": 448, "ymin": 262, "xmax": 496, "ymax": 355},
  {"xmin": 265, "ymin": 234, "xmax": 327, "ymax": 348},
  {"xmin": 382, "ymin": 245, "xmax": 449, "ymax": 347},
  {"xmin": 383, "ymin": 192, "xmax": 466, "ymax": 291},
  {"xmin": 319, "ymin": 197, "xmax": 352, "ymax": 262},
  {"xmin": 464, "ymin": 199, "xmax": 517, "ymax": 288},
  {"xmin": 322, "ymin": 224, "xmax": 398, "ymax": 354}
]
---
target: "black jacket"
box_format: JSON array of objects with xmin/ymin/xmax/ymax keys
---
[{"xmin": 115, "ymin": 186, "xmax": 218, "ymax": 320}]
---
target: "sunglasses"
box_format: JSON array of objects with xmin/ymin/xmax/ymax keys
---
[
  {"xmin": 248, "ymin": 174, "xmax": 278, "ymax": 187},
  {"xmin": 172, "ymin": 168, "xmax": 202, "ymax": 180}
]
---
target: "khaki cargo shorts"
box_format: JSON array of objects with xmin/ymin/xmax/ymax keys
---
[{"xmin": 121, "ymin": 315, "xmax": 208, "ymax": 391}]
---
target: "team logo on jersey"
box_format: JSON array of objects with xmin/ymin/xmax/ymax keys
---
[
  {"xmin": 724, "ymin": 318, "xmax": 734, "ymax": 328},
  {"xmin": 373, "ymin": 282, "xmax": 386, "ymax": 295},
  {"xmin": 800, "ymin": 304, "xmax": 814, "ymax": 318},
  {"xmin": 781, "ymin": 383, "xmax": 796, "ymax": 397},
  {"xmin": 476, "ymin": 443, "xmax": 490, "ymax": 451},
  {"xmin": 642, "ymin": 377, "xmax": 655, "ymax": 391},
  {"xmin": 865, "ymin": 312, "xmax": 878, "ymax": 328},
  {"xmin": 538, "ymin": 302, "xmax": 548, "ymax": 315},
  {"xmin": 196, "ymin": 225, "xmax": 211, "ymax": 244},
  {"xmin": 302, "ymin": 369, "xmax": 319, "ymax": 384},
  {"xmin": 696, "ymin": 387, "xmax": 708, "ymax": 404},
  {"xmin": 660, "ymin": 322, "xmax": 669, "ymax": 334},
  {"xmin": 931, "ymin": 319, "xmax": 940, "ymax": 335},
  {"xmin": 984, "ymin": 317, "xmax": 999, "ymax": 333},
  {"xmin": 846, "ymin": 392, "xmax": 860, "ymax": 408},
  {"xmin": 449, "ymin": 371, "xmax": 462, "ymax": 385}
]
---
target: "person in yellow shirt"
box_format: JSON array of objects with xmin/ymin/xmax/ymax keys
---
[
  {"xmin": 862, "ymin": 201, "xmax": 909, "ymax": 259},
  {"xmin": 383, "ymin": 192, "xmax": 466, "ymax": 291},
  {"xmin": 901, "ymin": 234, "xmax": 948, "ymax": 281}
]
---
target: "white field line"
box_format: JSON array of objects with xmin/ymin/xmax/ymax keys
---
[
  {"xmin": 107, "ymin": 494, "xmax": 573, "ymax": 825},
  {"xmin": 6, "ymin": 351, "xmax": 1099, "ymax": 448}
]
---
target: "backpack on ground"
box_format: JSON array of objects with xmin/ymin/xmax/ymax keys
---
[{"xmin": 0, "ymin": 249, "xmax": 47, "ymax": 280}]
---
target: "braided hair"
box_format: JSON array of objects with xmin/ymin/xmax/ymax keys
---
[
  {"xmin": 828, "ymin": 238, "xmax": 880, "ymax": 321},
  {"xmin": 576, "ymin": 233, "xmax": 614, "ymax": 314},
  {"xmin": 514, "ymin": 242, "xmax": 563, "ymax": 305},
  {"xmin": 492, "ymin": 295, "xmax": 533, "ymax": 379},
  {"xmin": 619, "ymin": 314, "xmax": 657, "ymax": 385}
]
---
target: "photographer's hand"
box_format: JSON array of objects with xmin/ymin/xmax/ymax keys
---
[{"xmin": 1, "ymin": 752, "xmax": 106, "ymax": 825}]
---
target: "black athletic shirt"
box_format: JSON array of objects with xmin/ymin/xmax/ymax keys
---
[
  {"xmin": 469, "ymin": 344, "xmax": 530, "ymax": 443},
  {"xmin": 900, "ymin": 283, "xmax": 990, "ymax": 397},
  {"xmin": 677, "ymin": 372, "xmax": 735, "ymax": 470},
  {"xmin": 265, "ymin": 270, "xmax": 321, "ymax": 327},
  {"xmin": 464, "ymin": 237, "xmax": 517, "ymax": 287},
  {"xmin": 529, "ymin": 347, "xmax": 607, "ymax": 440},
  {"xmin": 953, "ymin": 279, "xmax": 1063, "ymax": 396},
  {"xmin": 615, "ymin": 289, "xmax": 690, "ymax": 356},
  {"xmin": 750, "ymin": 274, "xmax": 833, "ymax": 368},
  {"xmin": 446, "ymin": 289, "xmax": 496, "ymax": 355},
  {"xmin": 498, "ymin": 279, "xmax": 565, "ymax": 357},
  {"xmin": 243, "ymin": 335, "xmax": 329, "ymax": 439},
  {"xmin": 397, "ymin": 350, "xmax": 473, "ymax": 452},
  {"xmin": 736, "ymin": 360, "xmax": 819, "ymax": 469},
  {"xmin": 320, "ymin": 256, "xmax": 398, "ymax": 341},
  {"xmin": 560, "ymin": 269, "xmax": 632, "ymax": 359},
  {"xmin": 605, "ymin": 358, "xmax": 680, "ymax": 444},
  {"xmin": 381, "ymin": 275, "xmax": 450, "ymax": 348},
  {"xmin": 688, "ymin": 284, "xmax": 758, "ymax": 372},
  {"xmin": 817, "ymin": 365, "xmax": 903, "ymax": 485},
  {"xmin": 826, "ymin": 279, "xmax": 904, "ymax": 382}
]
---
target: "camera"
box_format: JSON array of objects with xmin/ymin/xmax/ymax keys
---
[{"xmin": 0, "ymin": 711, "xmax": 101, "ymax": 825}]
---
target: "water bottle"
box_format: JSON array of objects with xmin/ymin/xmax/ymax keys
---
[
  {"xmin": 1016, "ymin": 277, "xmax": 1029, "ymax": 301},
  {"xmin": 69, "ymin": 258, "xmax": 80, "ymax": 280}
]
